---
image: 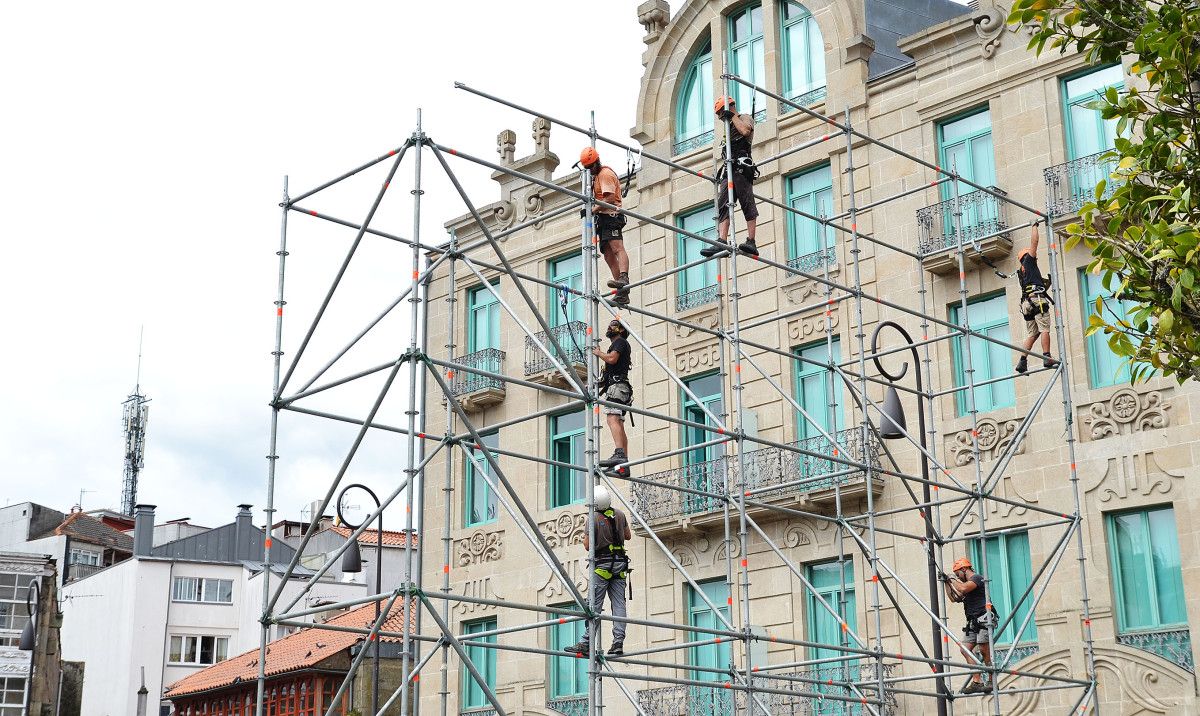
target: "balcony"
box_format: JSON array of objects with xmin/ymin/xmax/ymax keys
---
[
  {"xmin": 546, "ymin": 696, "xmax": 587, "ymax": 716},
  {"xmin": 449, "ymin": 349, "xmax": 506, "ymax": 413},
  {"xmin": 786, "ymin": 246, "xmax": 837, "ymax": 275},
  {"xmin": 1045, "ymin": 150, "xmax": 1118, "ymax": 218},
  {"xmin": 1117, "ymin": 628, "xmax": 1193, "ymax": 673},
  {"xmin": 631, "ymin": 429, "xmax": 883, "ymax": 534},
  {"xmin": 916, "ymin": 187, "xmax": 1012, "ymax": 275},
  {"xmin": 637, "ymin": 664, "xmax": 897, "ymax": 716},
  {"xmin": 779, "ymin": 85, "xmax": 828, "ymax": 114},
  {"xmin": 676, "ymin": 284, "xmax": 720, "ymax": 313},
  {"xmin": 524, "ymin": 321, "xmax": 589, "ymax": 388},
  {"xmin": 673, "ymin": 131, "xmax": 714, "ymax": 156},
  {"xmin": 66, "ymin": 562, "xmax": 105, "ymax": 582}
]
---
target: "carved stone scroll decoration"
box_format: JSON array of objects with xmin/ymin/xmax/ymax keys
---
[
  {"xmin": 786, "ymin": 312, "xmax": 840, "ymax": 343},
  {"xmin": 946, "ymin": 417, "xmax": 1024, "ymax": 465},
  {"xmin": 454, "ymin": 528, "xmax": 504, "ymax": 566},
  {"xmin": 453, "ymin": 577, "xmax": 503, "ymax": 615},
  {"xmin": 539, "ymin": 512, "xmax": 586, "ymax": 550},
  {"xmin": 1084, "ymin": 451, "xmax": 1183, "ymax": 504},
  {"xmin": 1079, "ymin": 387, "xmax": 1172, "ymax": 442},
  {"xmin": 537, "ymin": 557, "xmax": 589, "ymax": 601},
  {"xmin": 676, "ymin": 343, "xmax": 721, "ymax": 375}
]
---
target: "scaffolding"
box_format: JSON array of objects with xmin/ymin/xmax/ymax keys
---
[{"xmin": 253, "ymin": 69, "xmax": 1099, "ymax": 716}]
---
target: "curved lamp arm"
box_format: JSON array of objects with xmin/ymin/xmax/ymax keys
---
[
  {"xmin": 870, "ymin": 320, "xmax": 917, "ymax": 385},
  {"xmin": 336, "ymin": 483, "xmax": 382, "ymax": 530}
]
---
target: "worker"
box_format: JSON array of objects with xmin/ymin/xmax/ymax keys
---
[
  {"xmin": 943, "ymin": 556, "xmax": 995, "ymax": 694},
  {"xmin": 700, "ymin": 96, "xmax": 759, "ymax": 259},
  {"xmin": 580, "ymin": 147, "xmax": 630, "ymax": 306},
  {"xmin": 595, "ymin": 320, "xmax": 633, "ymax": 474},
  {"xmin": 565, "ymin": 485, "xmax": 632, "ymax": 657},
  {"xmin": 1014, "ymin": 224, "xmax": 1060, "ymax": 373}
]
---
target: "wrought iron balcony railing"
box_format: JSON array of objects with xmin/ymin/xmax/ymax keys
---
[
  {"xmin": 780, "ymin": 85, "xmax": 828, "ymax": 114},
  {"xmin": 786, "ymin": 246, "xmax": 837, "ymax": 274},
  {"xmin": 1117, "ymin": 628, "xmax": 1193, "ymax": 673},
  {"xmin": 524, "ymin": 321, "xmax": 588, "ymax": 377},
  {"xmin": 546, "ymin": 695, "xmax": 587, "ymax": 716},
  {"xmin": 1044, "ymin": 150, "xmax": 1118, "ymax": 218},
  {"xmin": 676, "ymin": 284, "xmax": 721, "ymax": 312},
  {"xmin": 673, "ymin": 130, "xmax": 715, "ymax": 156},
  {"xmin": 632, "ymin": 429, "xmax": 882, "ymax": 524},
  {"xmin": 449, "ymin": 349, "xmax": 505, "ymax": 397},
  {"xmin": 916, "ymin": 186, "xmax": 1010, "ymax": 257}
]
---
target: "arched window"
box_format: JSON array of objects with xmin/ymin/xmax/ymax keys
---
[
  {"xmin": 727, "ymin": 3, "xmax": 766, "ymax": 117},
  {"xmin": 674, "ymin": 39, "xmax": 714, "ymax": 155},
  {"xmin": 781, "ymin": 1, "xmax": 826, "ymax": 108}
]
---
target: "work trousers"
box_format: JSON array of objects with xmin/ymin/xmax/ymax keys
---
[{"xmin": 581, "ymin": 572, "xmax": 627, "ymax": 643}]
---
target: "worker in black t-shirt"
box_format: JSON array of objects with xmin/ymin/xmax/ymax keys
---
[
  {"xmin": 595, "ymin": 320, "xmax": 633, "ymax": 474},
  {"xmin": 1014, "ymin": 225, "xmax": 1061, "ymax": 373},
  {"xmin": 943, "ymin": 556, "xmax": 995, "ymax": 694}
]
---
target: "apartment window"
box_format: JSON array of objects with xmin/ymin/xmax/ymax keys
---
[
  {"xmin": 68, "ymin": 548, "xmax": 101, "ymax": 566},
  {"xmin": 0, "ymin": 573, "xmax": 34, "ymax": 642},
  {"xmin": 785, "ymin": 164, "xmax": 835, "ymax": 271},
  {"xmin": 950, "ymin": 294, "xmax": 1015, "ymax": 416},
  {"xmin": 807, "ymin": 559, "xmax": 856, "ymax": 714},
  {"xmin": 467, "ymin": 282, "xmax": 501, "ymax": 353},
  {"xmin": 1064, "ymin": 65, "xmax": 1123, "ymax": 161},
  {"xmin": 683, "ymin": 373, "xmax": 724, "ymax": 513},
  {"xmin": 794, "ymin": 338, "xmax": 844, "ymax": 479},
  {"xmin": 781, "ymin": 1, "xmax": 826, "ymax": 106},
  {"xmin": 0, "ymin": 677, "xmax": 26, "ymax": 716},
  {"xmin": 1106, "ymin": 506, "xmax": 1187, "ymax": 634},
  {"xmin": 465, "ymin": 432, "xmax": 499, "ymax": 527},
  {"xmin": 171, "ymin": 577, "xmax": 234, "ymax": 604},
  {"xmin": 687, "ymin": 580, "xmax": 733, "ymax": 713},
  {"xmin": 937, "ymin": 109, "xmax": 998, "ymax": 236},
  {"xmin": 168, "ymin": 634, "xmax": 230, "ymax": 665},
  {"xmin": 1080, "ymin": 269, "xmax": 1138, "ymax": 387},
  {"xmin": 461, "ymin": 618, "xmax": 497, "ymax": 710},
  {"xmin": 675, "ymin": 40, "xmax": 714, "ymax": 154},
  {"xmin": 549, "ymin": 253, "xmax": 584, "ymax": 326},
  {"xmin": 676, "ymin": 207, "xmax": 720, "ymax": 311},
  {"xmin": 968, "ymin": 531, "xmax": 1037, "ymax": 645},
  {"xmin": 548, "ymin": 605, "xmax": 586, "ymax": 698},
  {"xmin": 728, "ymin": 3, "xmax": 766, "ymax": 113},
  {"xmin": 550, "ymin": 410, "xmax": 586, "ymax": 508}
]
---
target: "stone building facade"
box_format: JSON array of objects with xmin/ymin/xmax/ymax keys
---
[{"xmin": 419, "ymin": 0, "xmax": 1198, "ymax": 714}]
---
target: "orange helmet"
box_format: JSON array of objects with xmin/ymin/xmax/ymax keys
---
[
  {"xmin": 714, "ymin": 96, "xmax": 735, "ymax": 113},
  {"xmin": 952, "ymin": 557, "xmax": 972, "ymax": 572},
  {"xmin": 580, "ymin": 147, "xmax": 600, "ymax": 168}
]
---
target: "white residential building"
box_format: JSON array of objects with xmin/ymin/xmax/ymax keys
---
[{"xmin": 0, "ymin": 503, "xmax": 133, "ymax": 589}]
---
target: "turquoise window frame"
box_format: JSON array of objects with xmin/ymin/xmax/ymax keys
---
[
  {"xmin": 1105, "ymin": 506, "xmax": 1187, "ymax": 634},
  {"xmin": 780, "ymin": 1, "xmax": 826, "ymax": 104},
  {"xmin": 967, "ymin": 531, "xmax": 1038, "ymax": 646},
  {"xmin": 687, "ymin": 580, "xmax": 733, "ymax": 714},
  {"xmin": 805, "ymin": 559, "xmax": 857, "ymax": 714},
  {"xmin": 682, "ymin": 372, "xmax": 725, "ymax": 514},
  {"xmin": 936, "ymin": 108, "xmax": 997, "ymax": 237},
  {"xmin": 464, "ymin": 431, "xmax": 499, "ymax": 528},
  {"xmin": 549, "ymin": 252, "xmax": 584, "ymax": 328},
  {"xmin": 950, "ymin": 293, "xmax": 1015, "ymax": 417},
  {"xmin": 1079, "ymin": 269, "xmax": 1139, "ymax": 387},
  {"xmin": 727, "ymin": 3, "xmax": 767, "ymax": 113},
  {"xmin": 793, "ymin": 338, "xmax": 843, "ymax": 441},
  {"xmin": 467, "ymin": 281, "xmax": 501, "ymax": 353},
  {"xmin": 675, "ymin": 40, "xmax": 714, "ymax": 152},
  {"xmin": 550, "ymin": 409, "xmax": 587, "ymax": 508},
  {"xmin": 548, "ymin": 603, "xmax": 587, "ymax": 698},
  {"xmin": 460, "ymin": 617, "xmax": 497, "ymax": 710},
  {"xmin": 784, "ymin": 164, "xmax": 835, "ymax": 268},
  {"xmin": 1062, "ymin": 64, "xmax": 1124, "ymax": 161},
  {"xmin": 676, "ymin": 207, "xmax": 720, "ymax": 305}
]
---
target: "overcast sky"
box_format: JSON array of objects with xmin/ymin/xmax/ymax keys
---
[{"xmin": 0, "ymin": 1, "xmax": 649, "ymax": 528}]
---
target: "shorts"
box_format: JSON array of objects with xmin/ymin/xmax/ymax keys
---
[
  {"xmin": 604, "ymin": 382, "xmax": 632, "ymax": 418},
  {"xmin": 596, "ymin": 213, "xmax": 625, "ymax": 251},
  {"xmin": 964, "ymin": 612, "xmax": 995, "ymax": 645},
  {"xmin": 716, "ymin": 167, "xmax": 759, "ymax": 224},
  {"xmin": 1023, "ymin": 310, "xmax": 1050, "ymax": 339}
]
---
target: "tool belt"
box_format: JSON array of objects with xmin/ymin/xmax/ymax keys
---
[
  {"xmin": 596, "ymin": 213, "xmax": 626, "ymax": 240},
  {"xmin": 964, "ymin": 607, "xmax": 999, "ymax": 634},
  {"xmin": 719, "ymin": 157, "xmax": 760, "ymax": 184},
  {"xmin": 599, "ymin": 375, "xmax": 635, "ymax": 426},
  {"xmin": 1020, "ymin": 286, "xmax": 1053, "ymax": 320}
]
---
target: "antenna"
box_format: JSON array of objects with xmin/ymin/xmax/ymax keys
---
[{"xmin": 121, "ymin": 329, "xmax": 151, "ymax": 516}]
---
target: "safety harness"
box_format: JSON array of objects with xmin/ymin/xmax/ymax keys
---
[
  {"xmin": 1019, "ymin": 270, "xmax": 1055, "ymax": 320},
  {"xmin": 593, "ymin": 509, "xmax": 631, "ymax": 582}
]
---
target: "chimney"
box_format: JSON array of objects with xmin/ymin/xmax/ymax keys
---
[
  {"xmin": 234, "ymin": 504, "xmax": 254, "ymax": 559},
  {"xmin": 133, "ymin": 504, "xmax": 156, "ymax": 557}
]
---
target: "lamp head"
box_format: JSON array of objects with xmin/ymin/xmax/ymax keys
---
[
  {"xmin": 880, "ymin": 385, "xmax": 907, "ymax": 439},
  {"xmin": 341, "ymin": 537, "xmax": 363, "ymax": 573},
  {"xmin": 18, "ymin": 621, "xmax": 34, "ymax": 651}
]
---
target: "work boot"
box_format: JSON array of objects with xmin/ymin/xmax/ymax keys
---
[
  {"xmin": 979, "ymin": 679, "xmax": 994, "ymax": 694},
  {"xmin": 738, "ymin": 239, "xmax": 759, "ymax": 257},
  {"xmin": 612, "ymin": 292, "xmax": 630, "ymax": 306},
  {"xmin": 564, "ymin": 641, "xmax": 589, "ymax": 655},
  {"xmin": 607, "ymin": 641, "xmax": 624, "ymax": 657},
  {"xmin": 700, "ymin": 242, "xmax": 732, "ymax": 258},
  {"xmin": 1042, "ymin": 352, "xmax": 1060, "ymax": 369},
  {"xmin": 599, "ymin": 449, "xmax": 627, "ymax": 469},
  {"xmin": 1015, "ymin": 356, "xmax": 1028, "ymax": 374},
  {"xmin": 961, "ymin": 680, "xmax": 983, "ymax": 695},
  {"xmin": 607, "ymin": 272, "xmax": 630, "ymax": 290}
]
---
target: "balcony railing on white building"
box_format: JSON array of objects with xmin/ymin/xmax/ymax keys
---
[
  {"xmin": 1044, "ymin": 150, "xmax": 1118, "ymax": 218},
  {"xmin": 449, "ymin": 349, "xmax": 505, "ymax": 397},
  {"xmin": 916, "ymin": 186, "xmax": 1010, "ymax": 257}
]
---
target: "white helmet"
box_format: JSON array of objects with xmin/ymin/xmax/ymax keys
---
[{"xmin": 594, "ymin": 485, "xmax": 612, "ymax": 512}]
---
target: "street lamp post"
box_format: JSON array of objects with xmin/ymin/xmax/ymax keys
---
[
  {"xmin": 338, "ymin": 483, "xmax": 384, "ymax": 716},
  {"xmin": 19, "ymin": 577, "xmax": 40, "ymax": 716},
  {"xmin": 871, "ymin": 320, "xmax": 949, "ymax": 716}
]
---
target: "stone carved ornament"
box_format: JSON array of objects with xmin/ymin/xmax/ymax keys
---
[
  {"xmin": 946, "ymin": 417, "xmax": 1025, "ymax": 465},
  {"xmin": 638, "ymin": 0, "xmax": 669, "ymax": 45},
  {"xmin": 676, "ymin": 344, "xmax": 721, "ymax": 375},
  {"xmin": 454, "ymin": 528, "xmax": 503, "ymax": 566},
  {"xmin": 453, "ymin": 577, "xmax": 503, "ymax": 615},
  {"xmin": 539, "ymin": 512, "xmax": 586, "ymax": 550},
  {"xmin": 786, "ymin": 313, "xmax": 840, "ymax": 343},
  {"xmin": 783, "ymin": 272, "xmax": 841, "ymax": 306},
  {"xmin": 674, "ymin": 310, "xmax": 720, "ymax": 340},
  {"xmin": 1080, "ymin": 387, "xmax": 1171, "ymax": 441},
  {"xmin": 1085, "ymin": 451, "xmax": 1183, "ymax": 503},
  {"xmin": 973, "ymin": 2, "xmax": 1035, "ymax": 59},
  {"xmin": 537, "ymin": 557, "xmax": 589, "ymax": 601},
  {"xmin": 999, "ymin": 646, "xmax": 1191, "ymax": 714}
]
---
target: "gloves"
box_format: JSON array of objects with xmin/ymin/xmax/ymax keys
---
[{"xmin": 718, "ymin": 110, "xmax": 734, "ymax": 121}]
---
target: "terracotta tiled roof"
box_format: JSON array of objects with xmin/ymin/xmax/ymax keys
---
[
  {"xmin": 328, "ymin": 525, "xmax": 416, "ymax": 547},
  {"xmin": 164, "ymin": 601, "xmax": 415, "ymax": 699},
  {"xmin": 52, "ymin": 512, "xmax": 133, "ymax": 551}
]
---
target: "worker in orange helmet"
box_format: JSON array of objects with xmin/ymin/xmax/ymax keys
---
[
  {"xmin": 579, "ymin": 147, "xmax": 630, "ymax": 306},
  {"xmin": 942, "ymin": 556, "xmax": 996, "ymax": 694},
  {"xmin": 701, "ymin": 96, "xmax": 760, "ymax": 259},
  {"xmin": 1014, "ymin": 224, "xmax": 1060, "ymax": 373}
]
